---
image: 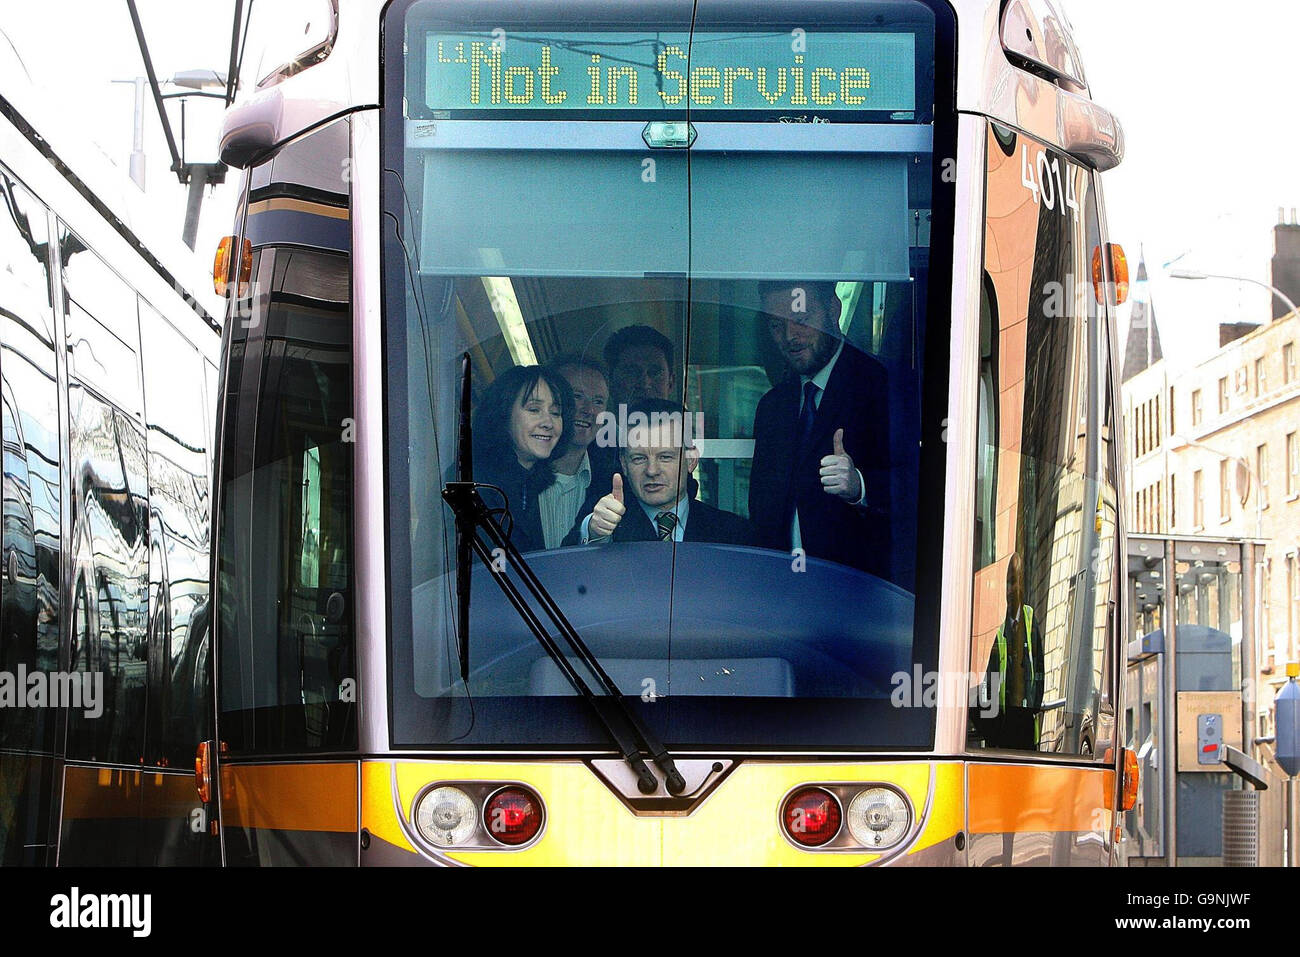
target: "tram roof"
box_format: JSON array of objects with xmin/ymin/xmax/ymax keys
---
[{"xmin": 220, "ymin": 0, "xmax": 1121, "ymax": 172}]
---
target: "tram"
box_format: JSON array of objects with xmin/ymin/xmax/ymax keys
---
[
  {"xmin": 0, "ymin": 41, "xmax": 222, "ymax": 864},
  {"xmin": 208, "ymin": 0, "xmax": 1139, "ymax": 865}
]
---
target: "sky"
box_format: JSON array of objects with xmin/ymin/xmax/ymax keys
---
[
  {"xmin": 1066, "ymin": 0, "xmax": 1300, "ymax": 371},
  {"xmin": 3, "ymin": 0, "xmax": 1298, "ymax": 374},
  {"xmin": 1, "ymin": 0, "xmax": 326, "ymax": 267}
]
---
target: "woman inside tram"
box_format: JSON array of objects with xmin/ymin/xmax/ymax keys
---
[{"xmin": 469, "ymin": 364, "xmax": 576, "ymax": 553}]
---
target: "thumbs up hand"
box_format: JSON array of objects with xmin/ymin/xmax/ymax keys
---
[
  {"xmin": 819, "ymin": 428, "xmax": 864, "ymax": 503},
  {"xmin": 588, "ymin": 472, "xmax": 627, "ymax": 538}
]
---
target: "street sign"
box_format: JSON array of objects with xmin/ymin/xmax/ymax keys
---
[{"xmin": 1276, "ymin": 672, "xmax": 1300, "ymax": 777}]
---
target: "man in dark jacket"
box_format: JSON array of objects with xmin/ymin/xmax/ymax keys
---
[
  {"xmin": 571, "ymin": 399, "xmax": 755, "ymax": 546},
  {"xmin": 748, "ymin": 281, "xmax": 892, "ymax": 578}
]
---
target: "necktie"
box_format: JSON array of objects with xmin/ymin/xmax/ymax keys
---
[
  {"xmin": 655, "ymin": 510, "xmax": 679, "ymax": 541},
  {"xmin": 796, "ymin": 379, "xmax": 820, "ymax": 450}
]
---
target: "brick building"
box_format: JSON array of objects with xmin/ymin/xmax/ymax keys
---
[
  {"xmin": 1121, "ymin": 221, "xmax": 1300, "ymax": 764},
  {"xmin": 1124, "ymin": 280, "xmax": 1299, "ymax": 700}
]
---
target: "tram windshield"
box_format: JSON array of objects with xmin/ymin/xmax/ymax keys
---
[{"xmin": 382, "ymin": 0, "xmax": 954, "ymax": 749}]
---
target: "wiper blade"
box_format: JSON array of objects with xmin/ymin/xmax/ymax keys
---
[
  {"xmin": 443, "ymin": 354, "xmax": 685, "ymax": 796},
  {"xmin": 443, "ymin": 482, "xmax": 686, "ymax": 795},
  {"xmin": 454, "ymin": 354, "xmax": 474, "ymax": 682}
]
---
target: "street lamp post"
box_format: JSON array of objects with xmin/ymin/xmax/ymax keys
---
[
  {"xmin": 110, "ymin": 77, "xmax": 149, "ymax": 190},
  {"xmin": 1169, "ymin": 269, "xmax": 1300, "ymax": 320}
]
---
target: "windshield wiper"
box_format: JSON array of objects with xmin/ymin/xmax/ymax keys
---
[{"xmin": 443, "ymin": 354, "xmax": 686, "ymax": 795}]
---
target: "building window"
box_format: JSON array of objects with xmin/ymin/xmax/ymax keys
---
[
  {"xmin": 1262, "ymin": 563, "xmax": 1272, "ymax": 660},
  {"xmin": 1288, "ymin": 432, "xmax": 1299, "ymax": 498},
  {"xmin": 1169, "ymin": 387, "xmax": 1176, "ymax": 434},
  {"xmin": 1258, "ymin": 444, "xmax": 1270, "ymax": 509},
  {"xmin": 1289, "ymin": 555, "xmax": 1298, "ymax": 661},
  {"xmin": 1193, "ymin": 469, "xmax": 1204, "ymax": 527},
  {"xmin": 1218, "ymin": 376, "xmax": 1229, "ymax": 414},
  {"xmin": 1192, "ymin": 388, "xmax": 1203, "ymax": 427},
  {"xmin": 1257, "ymin": 356, "xmax": 1268, "ymax": 395},
  {"xmin": 1170, "ymin": 473, "xmax": 1177, "ymax": 527},
  {"xmin": 1285, "ymin": 341, "xmax": 1297, "ymax": 385},
  {"xmin": 1220, "ymin": 459, "xmax": 1231, "ymax": 519}
]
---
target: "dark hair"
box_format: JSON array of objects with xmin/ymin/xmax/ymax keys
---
[
  {"xmin": 757, "ymin": 280, "xmax": 841, "ymax": 318},
  {"xmin": 603, "ymin": 324, "xmax": 675, "ymax": 373},
  {"xmin": 471, "ymin": 365, "xmax": 575, "ymax": 487},
  {"xmin": 548, "ymin": 352, "xmax": 609, "ymax": 385}
]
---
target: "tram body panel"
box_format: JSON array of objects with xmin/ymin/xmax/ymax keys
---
[
  {"xmin": 220, "ymin": 762, "xmax": 359, "ymax": 866},
  {"xmin": 966, "ymin": 762, "xmax": 1114, "ymax": 866}
]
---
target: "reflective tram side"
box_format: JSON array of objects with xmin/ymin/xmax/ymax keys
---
[{"xmin": 0, "ymin": 54, "xmax": 222, "ymax": 865}]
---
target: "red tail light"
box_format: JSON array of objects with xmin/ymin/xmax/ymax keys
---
[
  {"xmin": 782, "ymin": 787, "xmax": 842, "ymax": 847},
  {"xmin": 484, "ymin": 787, "xmax": 543, "ymax": 846}
]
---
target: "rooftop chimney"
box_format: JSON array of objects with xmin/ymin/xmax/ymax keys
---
[{"xmin": 1271, "ymin": 213, "xmax": 1300, "ymax": 319}]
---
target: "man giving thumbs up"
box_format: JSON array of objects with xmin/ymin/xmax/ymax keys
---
[
  {"xmin": 749, "ymin": 280, "xmax": 893, "ymax": 579},
  {"xmin": 577, "ymin": 399, "xmax": 755, "ymax": 546}
]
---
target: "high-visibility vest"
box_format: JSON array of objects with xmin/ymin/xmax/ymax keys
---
[{"xmin": 995, "ymin": 604, "xmax": 1038, "ymax": 742}]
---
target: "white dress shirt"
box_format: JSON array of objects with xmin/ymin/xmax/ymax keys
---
[{"xmin": 537, "ymin": 451, "xmax": 592, "ymax": 549}]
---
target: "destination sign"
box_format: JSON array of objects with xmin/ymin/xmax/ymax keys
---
[{"xmin": 423, "ymin": 31, "xmax": 916, "ymax": 113}]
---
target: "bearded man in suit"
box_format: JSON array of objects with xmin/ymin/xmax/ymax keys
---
[{"xmin": 748, "ymin": 280, "xmax": 891, "ymax": 578}]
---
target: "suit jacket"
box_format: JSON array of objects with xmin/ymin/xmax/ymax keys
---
[
  {"xmin": 467, "ymin": 453, "xmax": 552, "ymax": 554},
  {"xmin": 608, "ymin": 497, "xmax": 757, "ymax": 546},
  {"xmin": 748, "ymin": 343, "xmax": 891, "ymax": 577}
]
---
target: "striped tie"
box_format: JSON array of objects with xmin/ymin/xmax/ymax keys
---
[{"xmin": 655, "ymin": 510, "xmax": 679, "ymax": 542}]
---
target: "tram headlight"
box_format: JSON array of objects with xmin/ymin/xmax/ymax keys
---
[
  {"xmin": 846, "ymin": 787, "xmax": 911, "ymax": 849},
  {"xmin": 415, "ymin": 786, "xmax": 478, "ymax": 847}
]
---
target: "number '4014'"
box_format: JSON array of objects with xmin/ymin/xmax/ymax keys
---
[{"xmin": 1020, "ymin": 144, "xmax": 1079, "ymax": 217}]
